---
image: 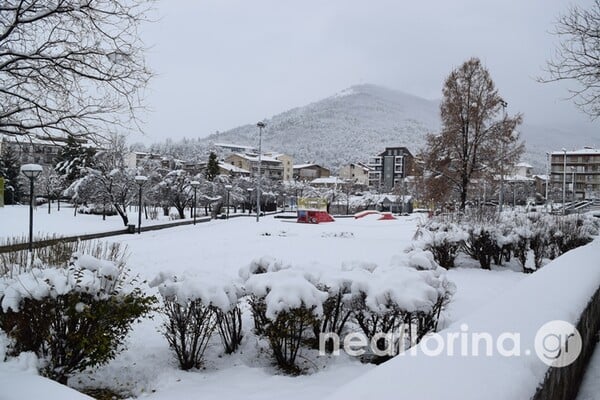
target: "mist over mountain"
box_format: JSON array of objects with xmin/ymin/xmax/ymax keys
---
[{"xmin": 138, "ymin": 84, "xmax": 598, "ymax": 173}]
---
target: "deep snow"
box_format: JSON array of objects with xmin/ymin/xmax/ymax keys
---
[{"xmin": 0, "ymin": 211, "xmax": 527, "ymax": 399}]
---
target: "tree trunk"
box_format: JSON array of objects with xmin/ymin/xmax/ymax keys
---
[
  {"xmin": 177, "ymin": 206, "xmax": 185, "ymax": 220},
  {"xmin": 114, "ymin": 204, "xmax": 128, "ymax": 226},
  {"xmin": 48, "ymin": 198, "xmax": 51, "ymax": 214}
]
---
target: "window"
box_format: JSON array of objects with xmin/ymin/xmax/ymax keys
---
[{"xmin": 369, "ymin": 157, "xmax": 382, "ymax": 166}]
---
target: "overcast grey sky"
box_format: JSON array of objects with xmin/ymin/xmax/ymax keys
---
[{"xmin": 139, "ymin": 0, "xmax": 598, "ymax": 143}]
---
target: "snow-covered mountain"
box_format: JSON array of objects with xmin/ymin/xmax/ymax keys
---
[
  {"xmin": 141, "ymin": 84, "xmax": 597, "ymax": 173},
  {"xmin": 204, "ymin": 84, "xmax": 440, "ymax": 170}
]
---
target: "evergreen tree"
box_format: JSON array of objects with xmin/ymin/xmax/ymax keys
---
[
  {"xmin": 55, "ymin": 135, "xmax": 95, "ymax": 183},
  {"xmin": 205, "ymin": 152, "xmax": 220, "ymax": 182},
  {"xmin": 0, "ymin": 145, "xmax": 23, "ymax": 204}
]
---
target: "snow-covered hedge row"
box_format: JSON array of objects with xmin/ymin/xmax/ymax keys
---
[
  {"xmin": 150, "ymin": 251, "xmax": 455, "ymax": 373},
  {"xmin": 415, "ymin": 212, "xmax": 599, "ymax": 272},
  {"xmin": 0, "ymin": 252, "xmax": 154, "ymax": 384},
  {"xmin": 240, "ymin": 252, "xmax": 455, "ymax": 369}
]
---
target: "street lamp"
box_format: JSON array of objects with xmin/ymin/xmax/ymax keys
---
[
  {"xmin": 191, "ymin": 180, "xmax": 200, "ymax": 224},
  {"xmin": 545, "ymin": 152, "xmax": 550, "ymax": 212},
  {"xmin": 256, "ymin": 121, "xmax": 265, "ymax": 222},
  {"xmin": 571, "ymin": 166, "xmax": 576, "ymax": 201},
  {"xmin": 134, "ymin": 175, "xmax": 147, "ymax": 234},
  {"xmin": 562, "ymin": 148, "xmax": 567, "ymax": 214},
  {"xmin": 247, "ymin": 188, "xmax": 254, "ymax": 215},
  {"xmin": 225, "ymin": 184, "xmax": 232, "ymax": 219},
  {"xmin": 20, "ymin": 164, "xmax": 42, "ymax": 257}
]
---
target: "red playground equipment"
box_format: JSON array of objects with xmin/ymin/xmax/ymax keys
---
[{"xmin": 297, "ymin": 198, "xmax": 334, "ymax": 224}]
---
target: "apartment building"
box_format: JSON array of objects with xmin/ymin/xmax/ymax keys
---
[
  {"xmin": 263, "ymin": 152, "xmax": 294, "ymax": 182},
  {"xmin": 0, "ymin": 135, "xmax": 88, "ymax": 168},
  {"xmin": 367, "ymin": 147, "xmax": 413, "ymax": 192},
  {"xmin": 550, "ymin": 147, "xmax": 600, "ymax": 200},
  {"xmin": 225, "ymin": 153, "xmax": 286, "ymax": 182},
  {"xmin": 338, "ymin": 162, "xmax": 372, "ymax": 186}
]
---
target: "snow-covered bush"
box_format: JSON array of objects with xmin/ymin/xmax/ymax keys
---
[
  {"xmin": 352, "ymin": 251, "xmax": 455, "ymax": 361},
  {"xmin": 0, "ymin": 252, "xmax": 154, "ymax": 384},
  {"xmin": 240, "ymin": 253, "xmax": 455, "ymax": 368},
  {"xmin": 551, "ymin": 214, "xmax": 598, "ymax": 256},
  {"xmin": 462, "ymin": 224, "xmax": 499, "ymax": 270},
  {"xmin": 420, "ymin": 211, "xmax": 598, "ymax": 273},
  {"xmin": 151, "ymin": 272, "xmax": 243, "ymax": 369},
  {"xmin": 414, "ymin": 221, "xmax": 468, "ymax": 268},
  {"xmin": 242, "ymin": 265, "xmax": 327, "ymax": 373}
]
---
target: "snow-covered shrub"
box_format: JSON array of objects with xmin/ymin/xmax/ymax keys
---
[
  {"xmin": 462, "ymin": 225, "xmax": 499, "ymax": 270},
  {"xmin": 414, "ymin": 221, "xmax": 468, "ymax": 269},
  {"xmin": 151, "ymin": 272, "xmax": 243, "ymax": 368},
  {"xmin": 0, "ymin": 252, "xmax": 154, "ymax": 384},
  {"xmin": 551, "ymin": 214, "xmax": 598, "ymax": 256},
  {"xmin": 239, "ymin": 256, "xmax": 290, "ymax": 335},
  {"xmin": 351, "ymin": 253, "xmax": 455, "ymax": 362},
  {"xmin": 310, "ymin": 267, "xmax": 371, "ymax": 353},
  {"xmin": 243, "ymin": 267, "xmax": 327, "ymax": 373}
]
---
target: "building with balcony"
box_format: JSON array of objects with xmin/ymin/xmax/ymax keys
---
[
  {"xmin": 264, "ymin": 152, "xmax": 294, "ymax": 182},
  {"xmin": 367, "ymin": 147, "xmax": 413, "ymax": 192},
  {"xmin": 0, "ymin": 134, "xmax": 90, "ymax": 169},
  {"xmin": 550, "ymin": 147, "xmax": 600, "ymax": 200},
  {"xmin": 338, "ymin": 162, "xmax": 372, "ymax": 186},
  {"xmin": 225, "ymin": 153, "xmax": 285, "ymax": 182}
]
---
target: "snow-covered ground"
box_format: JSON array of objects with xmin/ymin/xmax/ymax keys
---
[
  {"xmin": 0, "ymin": 204, "xmax": 208, "ymax": 241},
  {"xmin": 21, "ymin": 214, "xmax": 518, "ymax": 400},
  {"xmin": 0, "ymin": 207, "xmax": 537, "ymax": 399}
]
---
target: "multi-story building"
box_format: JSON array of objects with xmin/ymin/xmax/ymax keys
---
[
  {"xmin": 124, "ymin": 151, "xmax": 184, "ymax": 171},
  {"xmin": 0, "ymin": 134, "xmax": 89, "ymax": 168},
  {"xmin": 225, "ymin": 153, "xmax": 285, "ymax": 182},
  {"xmin": 263, "ymin": 152, "xmax": 294, "ymax": 182},
  {"xmin": 367, "ymin": 147, "xmax": 413, "ymax": 192},
  {"xmin": 338, "ymin": 162, "xmax": 372, "ymax": 186},
  {"xmin": 550, "ymin": 147, "xmax": 600, "ymax": 200},
  {"xmin": 293, "ymin": 164, "xmax": 331, "ymax": 181}
]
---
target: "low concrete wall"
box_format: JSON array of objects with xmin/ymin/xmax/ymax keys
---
[{"xmin": 533, "ymin": 286, "xmax": 600, "ymax": 400}]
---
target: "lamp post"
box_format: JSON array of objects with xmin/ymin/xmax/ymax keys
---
[
  {"xmin": 134, "ymin": 175, "xmax": 147, "ymax": 234},
  {"xmin": 191, "ymin": 180, "xmax": 200, "ymax": 224},
  {"xmin": 571, "ymin": 166, "xmax": 576, "ymax": 201},
  {"xmin": 247, "ymin": 188, "xmax": 253, "ymax": 214},
  {"xmin": 545, "ymin": 152, "xmax": 550, "ymax": 212},
  {"xmin": 562, "ymin": 148, "xmax": 567, "ymax": 214},
  {"xmin": 256, "ymin": 121, "xmax": 265, "ymax": 222},
  {"xmin": 225, "ymin": 184, "xmax": 232, "ymax": 219},
  {"xmin": 20, "ymin": 164, "xmax": 42, "ymax": 257}
]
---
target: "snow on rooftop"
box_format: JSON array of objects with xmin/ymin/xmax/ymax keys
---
[
  {"xmin": 215, "ymin": 142, "xmax": 256, "ymax": 150},
  {"xmin": 218, "ymin": 162, "xmax": 250, "ymax": 174},
  {"xmin": 293, "ymin": 163, "xmax": 319, "ymax": 169},
  {"xmin": 310, "ymin": 177, "xmax": 345, "ymax": 185},
  {"xmin": 551, "ymin": 148, "xmax": 600, "ymax": 155},
  {"xmin": 514, "ymin": 162, "xmax": 533, "ymax": 168},
  {"xmin": 233, "ymin": 153, "xmax": 281, "ymax": 163}
]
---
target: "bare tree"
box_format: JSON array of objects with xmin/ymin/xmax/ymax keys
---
[
  {"xmin": 541, "ymin": 1, "xmax": 600, "ymax": 118},
  {"xmin": 423, "ymin": 58, "xmax": 523, "ymax": 210},
  {"xmin": 0, "ymin": 0, "xmax": 152, "ymax": 141}
]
